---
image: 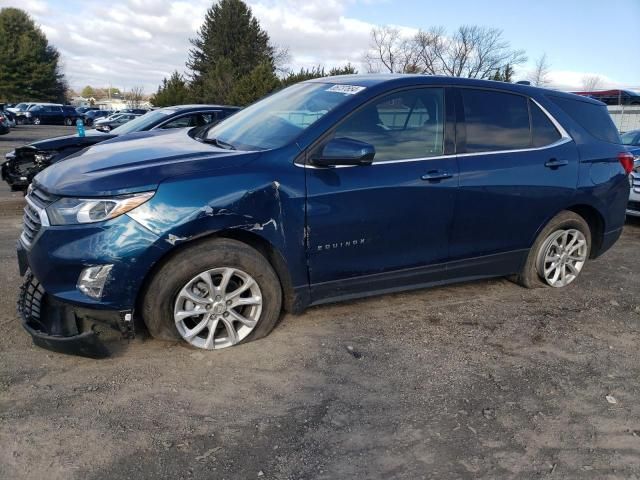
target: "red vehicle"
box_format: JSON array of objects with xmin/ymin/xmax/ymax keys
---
[{"xmin": 573, "ymin": 89, "xmax": 640, "ymax": 106}]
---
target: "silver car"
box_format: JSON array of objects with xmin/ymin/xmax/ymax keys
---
[{"xmin": 622, "ymin": 130, "xmax": 640, "ymax": 217}]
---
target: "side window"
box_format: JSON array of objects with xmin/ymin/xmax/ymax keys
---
[
  {"xmin": 549, "ymin": 95, "xmax": 620, "ymax": 144},
  {"xmin": 161, "ymin": 115, "xmax": 196, "ymax": 129},
  {"xmin": 461, "ymin": 89, "xmax": 530, "ymax": 153},
  {"xmin": 530, "ymin": 101, "xmax": 561, "ymax": 147},
  {"xmin": 331, "ymin": 88, "xmax": 445, "ymax": 162}
]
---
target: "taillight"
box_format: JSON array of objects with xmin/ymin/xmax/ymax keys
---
[{"xmin": 618, "ymin": 152, "xmax": 634, "ymax": 174}]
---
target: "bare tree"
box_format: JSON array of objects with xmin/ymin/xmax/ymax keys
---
[
  {"xmin": 272, "ymin": 44, "xmax": 291, "ymax": 76},
  {"xmin": 125, "ymin": 86, "xmax": 145, "ymax": 108},
  {"xmin": 363, "ymin": 26, "xmax": 418, "ymax": 74},
  {"xmin": 364, "ymin": 25, "xmax": 526, "ymax": 79},
  {"xmin": 528, "ymin": 53, "xmax": 551, "ymax": 87},
  {"xmin": 581, "ymin": 75, "xmax": 603, "ymax": 91}
]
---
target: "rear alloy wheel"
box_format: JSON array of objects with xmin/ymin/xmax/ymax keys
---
[
  {"xmin": 32, "ymin": 117, "xmax": 41, "ymax": 125},
  {"xmin": 142, "ymin": 238, "xmax": 282, "ymax": 350},
  {"xmin": 536, "ymin": 229, "xmax": 588, "ymax": 287},
  {"xmin": 64, "ymin": 117, "xmax": 73, "ymax": 126},
  {"xmin": 514, "ymin": 211, "xmax": 591, "ymax": 288}
]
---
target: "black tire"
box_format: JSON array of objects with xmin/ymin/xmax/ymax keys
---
[
  {"xmin": 514, "ymin": 210, "xmax": 591, "ymax": 288},
  {"xmin": 142, "ymin": 238, "xmax": 283, "ymax": 347},
  {"xmin": 64, "ymin": 117, "xmax": 73, "ymax": 126},
  {"xmin": 32, "ymin": 117, "xmax": 41, "ymax": 125},
  {"xmin": 17, "ymin": 117, "xmax": 25, "ymax": 125}
]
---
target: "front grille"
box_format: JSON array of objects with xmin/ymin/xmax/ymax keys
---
[
  {"xmin": 632, "ymin": 174, "xmax": 640, "ymax": 193},
  {"xmin": 21, "ymin": 186, "xmax": 58, "ymax": 248}
]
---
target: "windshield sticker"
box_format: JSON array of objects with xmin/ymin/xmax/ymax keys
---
[{"xmin": 326, "ymin": 85, "xmax": 366, "ymax": 95}]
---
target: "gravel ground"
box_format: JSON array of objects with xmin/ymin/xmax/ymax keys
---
[{"xmin": 0, "ymin": 126, "xmax": 639, "ymax": 479}]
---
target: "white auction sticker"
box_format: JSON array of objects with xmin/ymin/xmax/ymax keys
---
[{"xmin": 326, "ymin": 85, "xmax": 366, "ymax": 95}]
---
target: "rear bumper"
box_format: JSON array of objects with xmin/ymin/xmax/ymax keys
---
[{"xmin": 18, "ymin": 271, "xmax": 133, "ymax": 358}]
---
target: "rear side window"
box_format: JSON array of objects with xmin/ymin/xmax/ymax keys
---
[
  {"xmin": 461, "ymin": 89, "xmax": 530, "ymax": 153},
  {"xmin": 530, "ymin": 101, "xmax": 561, "ymax": 147},
  {"xmin": 549, "ymin": 96, "xmax": 620, "ymax": 143}
]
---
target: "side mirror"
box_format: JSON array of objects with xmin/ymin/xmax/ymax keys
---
[{"xmin": 311, "ymin": 137, "xmax": 375, "ymax": 167}]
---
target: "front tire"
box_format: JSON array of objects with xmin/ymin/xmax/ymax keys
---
[
  {"xmin": 515, "ymin": 211, "xmax": 591, "ymax": 289},
  {"xmin": 142, "ymin": 238, "xmax": 282, "ymax": 350}
]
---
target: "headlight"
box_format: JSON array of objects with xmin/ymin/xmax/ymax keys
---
[
  {"xmin": 25, "ymin": 112, "xmax": 31, "ymax": 117},
  {"xmin": 46, "ymin": 191, "xmax": 154, "ymax": 225}
]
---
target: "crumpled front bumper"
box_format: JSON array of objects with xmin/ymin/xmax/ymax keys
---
[{"xmin": 18, "ymin": 271, "xmax": 134, "ymax": 358}]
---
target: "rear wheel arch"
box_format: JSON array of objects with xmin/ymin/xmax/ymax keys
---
[{"xmin": 566, "ymin": 204, "xmax": 604, "ymax": 258}]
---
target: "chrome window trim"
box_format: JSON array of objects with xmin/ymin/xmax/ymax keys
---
[{"xmin": 295, "ymin": 96, "xmax": 573, "ymax": 169}]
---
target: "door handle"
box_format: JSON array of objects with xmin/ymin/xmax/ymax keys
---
[
  {"xmin": 544, "ymin": 158, "xmax": 569, "ymax": 169},
  {"xmin": 421, "ymin": 170, "xmax": 453, "ymax": 181}
]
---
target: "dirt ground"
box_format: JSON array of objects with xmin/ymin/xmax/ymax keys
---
[{"xmin": 1, "ymin": 126, "xmax": 640, "ymax": 479}]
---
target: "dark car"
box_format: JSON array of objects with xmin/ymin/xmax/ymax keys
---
[
  {"xmin": 94, "ymin": 113, "xmax": 141, "ymax": 132},
  {"xmin": 82, "ymin": 109, "xmax": 112, "ymax": 126},
  {"xmin": 0, "ymin": 112, "xmax": 9, "ymax": 135},
  {"xmin": 23, "ymin": 104, "xmax": 80, "ymax": 126},
  {"xmin": 13, "ymin": 75, "xmax": 630, "ymax": 358},
  {"xmin": 76, "ymin": 106, "xmax": 100, "ymax": 115},
  {"xmin": 11, "ymin": 103, "xmax": 38, "ymax": 124},
  {"xmin": 117, "ymin": 108, "xmax": 148, "ymax": 115},
  {"xmin": 573, "ymin": 89, "xmax": 640, "ymax": 106},
  {"xmin": 2, "ymin": 105, "xmax": 240, "ymax": 190}
]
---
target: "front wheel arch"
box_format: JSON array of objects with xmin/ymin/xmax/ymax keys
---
[{"xmin": 135, "ymin": 230, "xmax": 299, "ymax": 327}]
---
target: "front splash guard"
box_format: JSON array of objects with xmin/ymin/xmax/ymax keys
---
[{"xmin": 18, "ymin": 272, "xmax": 133, "ymax": 359}]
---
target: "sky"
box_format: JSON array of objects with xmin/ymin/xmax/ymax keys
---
[{"xmin": 0, "ymin": 0, "xmax": 637, "ymax": 95}]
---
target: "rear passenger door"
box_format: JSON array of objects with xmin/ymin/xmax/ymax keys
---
[{"xmin": 450, "ymin": 88, "xmax": 578, "ymax": 262}]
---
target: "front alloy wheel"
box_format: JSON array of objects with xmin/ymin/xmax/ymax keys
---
[
  {"xmin": 537, "ymin": 229, "xmax": 588, "ymax": 287},
  {"xmin": 174, "ymin": 267, "xmax": 262, "ymax": 349}
]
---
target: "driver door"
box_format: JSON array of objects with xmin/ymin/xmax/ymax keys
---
[{"xmin": 305, "ymin": 87, "xmax": 458, "ymax": 300}]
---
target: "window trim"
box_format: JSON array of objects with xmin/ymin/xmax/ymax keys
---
[{"xmin": 296, "ymin": 87, "xmax": 572, "ymax": 169}]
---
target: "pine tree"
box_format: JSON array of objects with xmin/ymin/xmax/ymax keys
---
[
  {"xmin": 187, "ymin": 0, "xmax": 274, "ymax": 103},
  {"xmin": 503, "ymin": 64, "xmax": 514, "ymax": 83},
  {"xmin": 150, "ymin": 71, "xmax": 192, "ymax": 107},
  {"xmin": 0, "ymin": 8, "xmax": 67, "ymax": 102},
  {"xmin": 228, "ymin": 63, "xmax": 280, "ymax": 106}
]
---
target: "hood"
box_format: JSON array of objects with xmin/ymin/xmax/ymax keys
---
[
  {"xmin": 34, "ymin": 128, "xmax": 259, "ymax": 197},
  {"xmin": 23, "ymin": 129, "xmax": 110, "ymax": 152}
]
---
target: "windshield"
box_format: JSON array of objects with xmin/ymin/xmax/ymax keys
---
[
  {"xmin": 621, "ymin": 131, "xmax": 639, "ymax": 146},
  {"xmin": 205, "ymin": 82, "xmax": 363, "ymax": 150},
  {"xmin": 111, "ymin": 109, "xmax": 173, "ymax": 134}
]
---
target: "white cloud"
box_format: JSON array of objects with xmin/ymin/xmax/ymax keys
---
[{"xmin": 0, "ymin": 0, "xmax": 631, "ymax": 95}]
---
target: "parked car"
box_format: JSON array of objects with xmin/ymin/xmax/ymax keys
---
[
  {"xmin": 116, "ymin": 108, "xmax": 148, "ymax": 115},
  {"xmin": 623, "ymin": 130, "xmax": 640, "ymax": 217},
  {"xmin": 0, "ymin": 112, "xmax": 10, "ymax": 135},
  {"xmin": 76, "ymin": 106, "xmax": 100, "ymax": 115},
  {"xmin": 12, "ymin": 103, "xmax": 38, "ymax": 124},
  {"xmin": 13, "ymin": 76, "xmax": 630, "ymax": 357},
  {"xmin": 82, "ymin": 109, "xmax": 112, "ymax": 126},
  {"xmin": 25, "ymin": 104, "xmax": 80, "ymax": 126},
  {"xmin": 94, "ymin": 113, "xmax": 142, "ymax": 132},
  {"xmin": 573, "ymin": 89, "xmax": 640, "ymax": 106},
  {"xmin": 0, "ymin": 104, "xmax": 16, "ymax": 127},
  {"xmin": 2, "ymin": 105, "xmax": 240, "ymax": 190}
]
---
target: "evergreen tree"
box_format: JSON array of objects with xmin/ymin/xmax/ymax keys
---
[
  {"xmin": 281, "ymin": 64, "xmax": 358, "ymax": 88},
  {"xmin": 187, "ymin": 0, "xmax": 274, "ymax": 103},
  {"xmin": 328, "ymin": 63, "xmax": 358, "ymax": 76},
  {"xmin": 228, "ymin": 62, "xmax": 280, "ymax": 106},
  {"xmin": 502, "ymin": 63, "xmax": 514, "ymax": 83},
  {"xmin": 150, "ymin": 71, "xmax": 192, "ymax": 107},
  {"xmin": 0, "ymin": 8, "xmax": 67, "ymax": 102}
]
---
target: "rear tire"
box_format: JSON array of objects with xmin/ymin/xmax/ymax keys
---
[
  {"xmin": 32, "ymin": 117, "xmax": 41, "ymax": 125},
  {"xmin": 64, "ymin": 117, "xmax": 73, "ymax": 126},
  {"xmin": 142, "ymin": 238, "xmax": 282, "ymax": 350},
  {"xmin": 515, "ymin": 211, "xmax": 591, "ymax": 289}
]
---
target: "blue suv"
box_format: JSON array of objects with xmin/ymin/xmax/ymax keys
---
[{"xmin": 16, "ymin": 75, "xmax": 631, "ymax": 357}]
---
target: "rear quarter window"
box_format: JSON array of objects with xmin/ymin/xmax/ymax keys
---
[{"xmin": 549, "ymin": 96, "xmax": 620, "ymax": 144}]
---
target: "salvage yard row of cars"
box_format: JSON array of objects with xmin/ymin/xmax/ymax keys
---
[{"xmin": 3, "ymin": 74, "xmax": 638, "ymax": 359}]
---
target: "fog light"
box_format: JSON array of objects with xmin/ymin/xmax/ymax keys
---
[{"xmin": 77, "ymin": 265, "xmax": 113, "ymax": 299}]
